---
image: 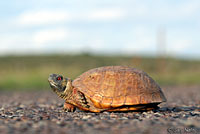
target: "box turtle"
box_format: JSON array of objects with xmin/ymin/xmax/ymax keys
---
[{"xmin": 48, "ymin": 66, "xmax": 166, "ymax": 112}]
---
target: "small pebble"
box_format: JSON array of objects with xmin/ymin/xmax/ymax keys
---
[
  {"xmin": 119, "ymin": 117, "xmax": 128, "ymax": 120},
  {"xmin": 82, "ymin": 115, "xmax": 92, "ymax": 120}
]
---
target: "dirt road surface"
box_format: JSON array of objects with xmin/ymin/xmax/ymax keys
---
[{"xmin": 0, "ymin": 86, "xmax": 200, "ymax": 134}]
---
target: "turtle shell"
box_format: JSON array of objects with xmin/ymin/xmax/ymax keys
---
[{"xmin": 72, "ymin": 66, "xmax": 166, "ymax": 109}]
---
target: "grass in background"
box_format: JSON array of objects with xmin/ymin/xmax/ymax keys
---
[{"xmin": 0, "ymin": 54, "xmax": 200, "ymax": 90}]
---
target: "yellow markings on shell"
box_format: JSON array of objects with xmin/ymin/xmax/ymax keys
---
[
  {"xmin": 100, "ymin": 72, "xmax": 116, "ymax": 97},
  {"xmin": 124, "ymin": 95, "xmax": 139, "ymax": 105},
  {"xmin": 90, "ymin": 94, "xmax": 102, "ymax": 108},
  {"xmin": 101, "ymin": 97, "xmax": 113, "ymax": 108},
  {"xmin": 111, "ymin": 96, "xmax": 125, "ymax": 107}
]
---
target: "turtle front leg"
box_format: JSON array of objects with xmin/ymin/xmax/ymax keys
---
[
  {"xmin": 63, "ymin": 101, "xmax": 76, "ymax": 112},
  {"xmin": 76, "ymin": 91, "xmax": 90, "ymax": 108}
]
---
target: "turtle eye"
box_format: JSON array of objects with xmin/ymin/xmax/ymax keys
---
[{"xmin": 57, "ymin": 76, "xmax": 62, "ymax": 81}]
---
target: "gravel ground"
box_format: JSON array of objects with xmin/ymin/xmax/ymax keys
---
[{"xmin": 0, "ymin": 86, "xmax": 200, "ymax": 134}]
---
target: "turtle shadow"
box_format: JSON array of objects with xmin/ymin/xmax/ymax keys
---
[
  {"xmin": 157, "ymin": 106, "xmax": 200, "ymax": 113},
  {"xmin": 75, "ymin": 106, "xmax": 200, "ymax": 113},
  {"xmin": 102, "ymin": 106, "xmax": 200, "ymax": 114}
]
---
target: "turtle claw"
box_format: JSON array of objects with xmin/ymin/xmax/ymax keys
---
[
  {"xmin": 63, "ymin": 102, "xmax": 76, "ymax": 112},
  {"xmin": 63, "ymin": 107, "xmax": 76, "ymax": 112}
]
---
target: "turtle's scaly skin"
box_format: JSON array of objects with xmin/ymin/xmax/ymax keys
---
[{"xmin": 48, "ymin": 66, "xmax": 166, "ymax": 112}]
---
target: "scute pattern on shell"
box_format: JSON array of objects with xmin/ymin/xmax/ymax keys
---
[{"xmin": 72, "ymin": 66, "xmax": 166, "ymax": 109}]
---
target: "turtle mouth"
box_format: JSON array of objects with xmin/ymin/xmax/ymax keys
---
[
  {"xmin": 49, "ymin": 81, "xmax": 66, "ymax": 92},
  {"xmin": 49, "ymin": 82, "xmax": 58, "ymax": 91}
]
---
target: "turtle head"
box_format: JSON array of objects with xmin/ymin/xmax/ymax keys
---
[{"xmin": 48, "ymin": 74, "xmax": 73, "ymax": 99}]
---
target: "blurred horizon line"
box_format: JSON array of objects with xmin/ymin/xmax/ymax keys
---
[{"xmin": 0, "ymin": 51, "xmax": 199, "ymax": 61}]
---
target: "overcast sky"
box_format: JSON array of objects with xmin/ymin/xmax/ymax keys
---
[{"xmin": 0, "ymin": 0, "xmax": 199, "ymax": 58}]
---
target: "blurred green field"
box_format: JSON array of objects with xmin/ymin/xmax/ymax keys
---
[{"xmin": 0, "ymin": 54, "xmax": 200, "ymax": 90}]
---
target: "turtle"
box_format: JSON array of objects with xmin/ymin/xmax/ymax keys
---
[{"xmin": 48, "ymin": 66, "xmax": 166, "ymax": 112}]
